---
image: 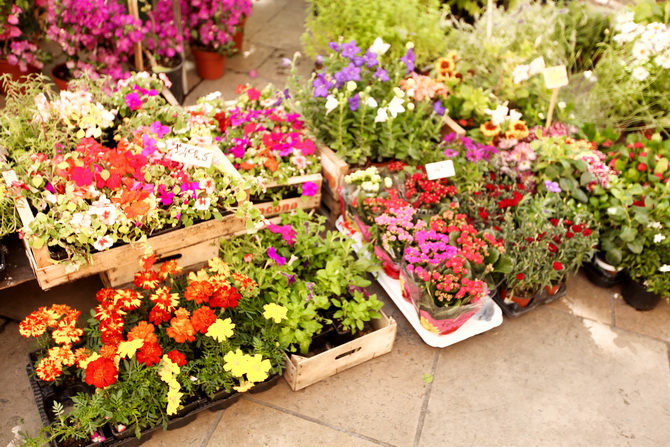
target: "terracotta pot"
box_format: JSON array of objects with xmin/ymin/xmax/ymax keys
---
[
  {"xmin": 192, "ymin": 47, "xmax": 226, "ymax": 80},
  {"xmin": 232, "ymin": 17, "xmax": 247, "ymax": 52},
  {"xmin": 500, "ymin": 287, "xmax": 532, "ymax": 308},
  {"xmin": 51, "ymin": 63, "xmax": 72, "ymax": 91},
  {"xmin": 544, "ymin": 284, "xmax": 562, "ymax": 296},
  {"xmin": 0, "ymin": 58, "xmax": 40, "ymax": 94}
]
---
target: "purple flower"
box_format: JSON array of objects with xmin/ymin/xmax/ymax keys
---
[
  {"xmin": 280, "ymin": 272, "xmax": 297, "ymax": 284},
  {"xmin": 328, "ymin": 42, "xmax": 341, "ymax": 52},
  {"xmin": 400, "ymin": 48, "xmax": 415, "ymax": 74},
  {"xmin": 267, "ymin": 223, "xmax": 297, "ymax": 245},
  {"xmin": 333, "ymin": 63, "xmax": 361, "ymax": 87},
  {"xmin": 443, "ymin": 148, "xmax": 459, "ymax": 158},
  {"xmin": 348, "ymin": 93, "xmax": 360, "ymax": 111},
  {"xmin": 433, "ymin": 101, "xmax": 445, "ymax": 116},
  {"xmin": 442, "ymin": 133, "xmax": 458, "ymax": 144},
  {"xmin": 341, "ymin": 41, "xmax": 361, "ymax": 59},
  {"xmin": 312, "ymin": 74, "xmax": 332, "ymax": 98},
  {"xmin": 125, "ymin": 92, "xmax": 143, "ymax": 110},
  {"xmin": 545, "ymin": 180, "xmax": 562, "ymax": 193},
  {"xmin": 267, "ymin": 247, "xmax": 287, "ymax": 265},
  {"xmin": 315, "ymin": 55, "xmax": 324, "ymax": 65},
  {"xmin": 149, "ymin": 121, "xmax": 170, "ymax": 138},
  {"xmin": 373, "ymin": 67, "xmax": 389, "ymax": 82},
  {"xmin": 301, "ymin": 181, "xmax": 319, "ymax": 196},
  {"xmin": 363, "ymin": 51, "xmax": 379, "ymax": 68}
]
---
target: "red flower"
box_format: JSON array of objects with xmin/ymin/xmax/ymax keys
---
[
  {"xmin": 549, "ymin": 218, "xmax": 559, "ymax": 226},
  {"xmin": 184, "ymin": 281, "xmax": 214, "ymax": 304},
  {"xmin": 548, "ymin": 243, "xmax": 558, "ymax": 253},
  {"xmin": 637, "ymin": 163, "xmax": 648, "ymax": 172},
  {"xmin": 583, "ymin": 228, "xmax": 593, "ymax": 236},
  {"xmin": 565, "ymin": 232, "xmax": 575, "ymax": 239},
  {"xmin": 85, "ymin": 357, "xmax": 118, "ymax": 389},
  {"xmin": 246, "ymin": 87, "xmax": 261, "ymax": 101},
  {"xmin": 134, "ymin": 270, "xmax": 161, "ymax": 290},
  {"xmin": 553, "ymin": 262, "xmax": 564, "ymax": 271},
  {"xmin": 516, "ymin": 273, "xmax": 525, "ymax": 280},
  {"xmin": 167, "ymin": 350, "xmax": 187, "ymax": 367},
  {"xmin": 190, "ymin": 306, "xmax": 216, "ymax": 334},
  {"xmin": 148, "ymin": 306, "xmax": 172, "ymax": 325},
  {"xmin": 136, "ymin": 342, "xmax": 163, "ymax": 366},
  {"xmin": 634, "ymin": 142, "xmax": 645, "ymax": 149},
  {"xmin": 571, "ymin": 224, "xmax": 583, "ymax": 233},
  {"xmin": 209, "ymin": 284, "xmax": 242, "ymax": 308}
]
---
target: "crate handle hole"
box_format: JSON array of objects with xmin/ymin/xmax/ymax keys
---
[
  {"xmin": 335, "ymin": 347, "xmax": 361, "ymax": 360},
  {"xmin": 155, "ymin": 253, "xmax": 183, "ymax": 264}
]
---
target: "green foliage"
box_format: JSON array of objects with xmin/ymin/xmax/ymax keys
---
[
  {"xmin": 303, "ymin": 0, "xmax": 448, "ymax": 68},
  {"xmin": 332, "ymin": 291, "xmax": 383, "ymax": 333}
]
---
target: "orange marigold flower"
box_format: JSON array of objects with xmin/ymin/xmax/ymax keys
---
[
  {"xmin": 134, "ymin": 270, "xmax": 161, "ymax": 290},
  {"xmin": 99, "ymin": 343, "xmax": 120, "ymax": 359},
  {"xmin": 113, "ymin": 289, "xmax": 142, "ymax": 310},
  {"xmin": 136, "ymin": 342, "xmax": 163, "ymax": 366},
  {"xmin": 35, "ymin": 356, "xmax": 63, "ymax": 382},
  {"xmin": 96, "ymin": 288, "xmax": 117, "ymax": 304},
  {"xmin": 148, "ymin": 306, "xmax": 172, "ymax": 325},
  {"xmin": 174, "ymin": 308, "xmax": 190, "ymax": 319},
  {"xmin": 50, "ymin": 304, "xmax": 75, "ymax": 318},
  {"xmin": 191, "ymin": 306, "xmax": 216, "ymax": 334},
  {"xmin": 232, "ymin": 272, "xmax": 257, "ymax": 291},
  {"xmin": 85, "ymin": 357, "xmax": 118, "ymax": 389},
  {"xmin": 141, "ymin": 254, "xmax": 157, "ymax": 270},
  {"xmin": 100, "ymin": 327, "xmax": 124, "ymax": 345},
  {"xmin": 48, "ymin": 346, "xmax": 76, "ymax": 366},
  {"xmin": 166, "ymin": 312, "xmax": 196, "ymax": 344},
  {"xmin": 480, "ymin": 121, "xmax": 501, "ymax": 137},
  {"xmin": 127, "ymin": 321, "xmax": 158, "ymax": 345},
  {"xmin": 184, "ymin": 280, "xmax": 214, "ymax": 304},
  {"xmin": 19, "ymin": 312, "xmax": 49, "ymax": 338},
  {"xmin": 52, "ymin": 323, "xmax": 84, "ymax": 346},
  {"xmin": 159, "ymin": 259, "xmax": 183, "ymax": 279},
  {"xmin": 74, "ymin": 347, "xmax": 91, "ymax": 368},
  {"xmin": 150, "ymin": 286, "xmax": 179, "ymax": 311},
  {"xmin": 166, "ymin": 350, "xmax": 187, "ymax": 367}
]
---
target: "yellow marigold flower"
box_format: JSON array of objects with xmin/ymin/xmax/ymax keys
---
[
  {"xmin": 188, "ymin": 268, "xmax": 210, "ymax": 283},
  {"xmin": 166, "ymin": 386, "xmax": 184, "ymax": 416},
  {"xmin": 158, "ymin": 355, "xmax": 180, "ymax": 383},
  {"xmin": 206, "ymin": 318, "xmax": 235, "ymax": 343},
  {"xmin": 78, "ymin": 352, "xmax": 100, "ymax": 370},
  {"xmin": 263, "ymin": 303, "xmax": 288, "ymax": 324},
  {"xmin": 48, "ymin": 346, "xmax": 76, "ymax": 367},
  {"xmin": 480, "ymin": 121, "xmax": 501, "ymax": 137},
  {"xmin": 223, "ymin": 348, "xmax": 250, "ymax": 378},
  {"xmin": 208, "ymin": 257, "xmax": 230, "ymax": 276},
  {"xmin": 52, "ymin": 323, "xmax": 84, "ymax": 346},
  {"xmin": 245, "ymin": 354, "xmax": 272, "ymax": 383},
  {"xmin": 117, "ymin": 338, "xmax": 144, "ymax": 359}
]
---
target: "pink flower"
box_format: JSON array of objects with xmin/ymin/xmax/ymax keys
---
[
  {"xmin": 125, "ymin": 92, "xmax": 143, "ymax": 110},
  {"xmin": 300, "ymin": 181, "xmax": 319, "ymax": 196},
  {"xmin": 267, "ymin": 247, "xmax": 286, "ymax": 265},
  {"xmin": 93, "ymin": 236, "xmax": 113, "ymax": 251}
]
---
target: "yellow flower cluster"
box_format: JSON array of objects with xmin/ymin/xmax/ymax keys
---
[
  {"xmin": 158, "ymin": 355, "xmax": 183, "ymax": 416},
  {"xmin": 223, "ymin": 348, "xmax": 273, "ymax": 392}
]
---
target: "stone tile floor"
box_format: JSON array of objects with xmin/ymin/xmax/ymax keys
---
[{"xmin": 1, "ymin": 0, "xmax": 670, "ymax": 445}]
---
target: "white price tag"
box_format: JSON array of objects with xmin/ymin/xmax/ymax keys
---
[
  {"xmin": 425, "ymin": 160, "xmax": 455, "ymax": 180},
  {"xmin": 169, "ymin": 142, "xmax": 214, "ymax": 168},
  {"xmin": 542, "ymin": 65, "xmax": 568, "ymax": 89}
]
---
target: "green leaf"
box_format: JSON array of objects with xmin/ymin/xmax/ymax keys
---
[
  {"xmin": 421, "ymin": 374, "xmax": 434, "ymax": 384},
  {"xmin": 605, "ymin": 248, "xmax": 622, "ymax": 266},
  {"xmin": 619, "ymin": 226, "xmax": 636, "ymax": 242},
  {"xmin": 626, "ymin": 239, "xmax": 644, "ymax": 254},
  {"xmin": 572, "ymin": 188, "xmax": 588, "ymax": 203}
]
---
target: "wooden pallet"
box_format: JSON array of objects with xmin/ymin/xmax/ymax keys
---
[
  {"xmin": 252, "ymin": 173, "xmax": 323, "ymax": 217},
  {"xmin": 283, "ymin": 310, "xmax": 397, "ymax": 391}
]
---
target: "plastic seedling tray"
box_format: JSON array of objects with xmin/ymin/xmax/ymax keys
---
[{"xmin": 336, "ymin": 216, "xmax": 503, "ymax": 348}]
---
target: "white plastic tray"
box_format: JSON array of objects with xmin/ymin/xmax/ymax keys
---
[{"xmin": 336, "ymin": 216, "xmax": 503, "ymax": 348}]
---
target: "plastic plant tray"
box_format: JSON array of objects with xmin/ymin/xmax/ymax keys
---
[{"xmin": 336, "ymin": 216, "xmax": 503, "ymax": 348}]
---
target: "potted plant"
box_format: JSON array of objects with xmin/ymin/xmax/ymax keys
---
[
  {"xmin": 0, "ymin": 176, "xmax": 19, "ymax": 275},
  {"xmin": 181, "ymin": 0, "xmax": 252, "ymax": 80},
  {"xmin": 140, "ymin": 0, "xmax": 186, "ymax": 103},
  {"xmin": 44, "ymin": 0, "xmax": 146, "ymax": 88},
  {"xmin": 0, "ymin": 0, "xmax": 50, "ymax": 92}
]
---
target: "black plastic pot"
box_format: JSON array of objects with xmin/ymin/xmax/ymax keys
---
[
  {"xmin": 204, "ymin": 389, "xmax": 241, "ymax": 412},
  {"xmin": 163, "ymin": 56, "xmax": 184, "ymax": 105},
  {"xmin": 0, "ymin": 242, "xmax": 7, "ymax": 275},
  {"xmin": 248, "ymin": 374, "xmax": 281, "ymax": 394},
  {"xmin": 583, "ymin": 254, "xmax": 626, "ymax": 288},
  {"xmin": 621, "ymin": 278, "xmax": 662, "ymax": 311},
  {"xmin": 493, "ymin": 282, "xmax": 568, "ymax": 318}
]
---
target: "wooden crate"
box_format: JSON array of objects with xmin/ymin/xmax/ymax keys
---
[
  {"xmin": 283, "ymin": 310, "xmax": 397, "ymax": 391},
  {"xmin": 252, "ymin": 173, "xmax": 323, "ymax": 217},
  {"xmin": 3, "ymin": 153, "xmax": 251, "ymax": 290}
]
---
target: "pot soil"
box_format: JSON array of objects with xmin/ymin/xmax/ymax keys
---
[{"xmin": 621, "ymin": 278, "xmax": 661, "ymax": 311}]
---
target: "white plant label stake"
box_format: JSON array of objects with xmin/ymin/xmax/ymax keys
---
[
  {"xmin": 169, "ymin": 142, "xmax": 214, "ymax": 168},
  {"xmin": 542, "ymin": 65, "xmax": 568, "ymax": 128},
  {"xmin": 425, "ymin": 160, "xmax": 455, "ymax": 181}
]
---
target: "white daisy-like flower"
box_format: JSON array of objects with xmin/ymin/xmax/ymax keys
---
[
  {"xmin": 654, "ymin": 233, "xmax": 666, "ymax": 243},
  {"xmin": 659, "ymin": 264, "xmax": 670, "ymax": 272},
  {"xmin": 631, "ymin": 66, "xmax": 650, "ymax": 81}
]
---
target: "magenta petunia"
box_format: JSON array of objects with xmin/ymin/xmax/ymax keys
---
[
  {"xmin": 267, "ymin": 223, "xmax": 297, "ymax": 245},
  {"xmin": 301, "ymin": 182, "xmax": 319, "ymax": 197},
  {"xmin": 267, "ymin": 247, "xmax": 287, "ymax": 265},
  {"xmin": 125, "ymin": 92, "xmax": 143, "ymax": 111}
]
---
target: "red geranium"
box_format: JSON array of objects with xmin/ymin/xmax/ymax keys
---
[
  {"xmin": 85, "ymin": 357, "xmax": 118, "ymax": 389},
  {"xmin": 516, "ymin": 273, "xmax": 525, "ymax": 280}
]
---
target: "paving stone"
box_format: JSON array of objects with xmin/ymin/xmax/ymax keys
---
[
  {"xmin": 183, "ymin": 72, "xmax": 277, "ymax": 106},
  {"xmin": 421, "ymin": 307, "xmax": 670, "ymax": 447},
  {"xmin": 547, "ymin": 271, "xmax": 615, "ymax": 325},
  {"xmin": 246, "ymin": 323, "xmax": 435, "ymax": 446},
  {"xmin": 143, "ymin": 410, "xmax": 221, "ymax": 447},
  {"xmin": 614, "ymin": 293, "xmax": 670, "ymax": 343},
  {"xmin": 253, "ymin": 47, "xmax": 313, "ymax": 89},
  {"xmin": 226, "ymin": 42, "xmax": 276, "ymax": 74},
  {"xmin": 207, "ymin": 398, "xmax": 380, "ymax": 447},
  {"xmin": 245, "ymin": 0, "xmax": 291, "ymax": 40},
  {"xmin": 247, "ymin": 1, "xmax": 307, "ymax": 50}
]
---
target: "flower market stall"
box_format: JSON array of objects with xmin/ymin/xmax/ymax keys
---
[{"xmin": 2, "ymin": 0, "xmax": 670, "ymax": 445}]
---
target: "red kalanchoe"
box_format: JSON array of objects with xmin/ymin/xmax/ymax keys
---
[{"xmin": 85, "ymin": 357, "xmax": 118, "ymax": 389}]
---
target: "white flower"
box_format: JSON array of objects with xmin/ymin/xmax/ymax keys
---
[
  {"xmin": 558, "ymin": 101, "xmax": 566, "ymax": 110},
  {"xmin": 384, "ymin": 177, "xmax": 392, "ymax": 188},
  {"xmin": 512, "ymin": 65, "xmax": 530, "ymax": 84},
  {"xmin": 324, "ymin": 95, "xmax": 339, "ymax": 114},
  {"xmin": 655, "ymin": 51, "xmax": 670, "ymax": 69},
  {"xmin": 194, "ymin": 197, "xmax": 211, "ymax": 211},
  {"xmin": 374, "ymin": 107, "xmax": 388, "ymax": 123},
  {"xmin": 365, "ymin": 96, "xmax": 378, "ymax": 108},
  {"xmin": 392, "ymin": 87, "xmax": 405, "ymax": 98},
  {"xmin": 649, "ymin": 221, "xmax": 663, "ymax": 229},
  {"xmin": 528, "ymin": 56, "xmax": 545, "ymax": 76},
  {"xmin": 508, "ymin": 109, "xmax": 522, "ymax": 123},
  {"xmin": 632, "ymin": 41, "xmax": 652, "ymax": 62},
  {"xmin": 407, "ymin": 102, "xmax": 415, "ymax": 111},
  {"xmin": 660, "ymin": 264, "xmax": 670, "ymax": 272},
  {"xmin": 387, "ymin": 96, "xmax": 405, "ymax": 118},
  {"xmin": 34, "ymin": 93, "xmax": 50, "ymax": 123},
  {"xmin": 346, "ymin": 81, "xmax": 357, "ymax": 92},
  {"xmin": 484, "ymin": 104, "xmax": 509, "ymax": 126},
  {"xmin": 583, "ymin": 70, "xmax": 593, "ymax": 80},
  {"xmin": 203, "ymin": 91, "xmax": 221, "ymax": 102},
  {"xmin": 93, "ymin": 235, "xmax": 113, "ymax": 251},
  {"xmin": 631, "ymin": 66, "xmax": 650, "ymax": 81},
  {"xmin": 369, "ymin": 37, "xmax": 390, "ymax": 55},
  {"xmin": 654, "ymin": 233, "xmax": 666, "ymax": 243}
]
